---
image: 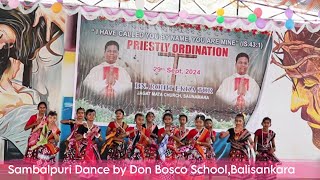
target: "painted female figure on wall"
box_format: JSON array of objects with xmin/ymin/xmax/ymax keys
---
[{"xmin": 0, "ymin": 6, "xmax": 65, "ymax": 156}]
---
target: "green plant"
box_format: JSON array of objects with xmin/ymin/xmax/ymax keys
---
[{"xmin": 76, "ymin": 99, "xmax": 234, "ymax": 129}]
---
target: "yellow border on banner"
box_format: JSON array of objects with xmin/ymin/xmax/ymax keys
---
[
  {"xmin": 308, "ymin": 122, "xmax": 320, "ymax": 129},
  {"xmin": 64, "ymin": 51, "xmax": 76, "ymax": 64},
  {"xmin": 61, "ymin": 51, "xmax": 76, "ymax": 97}
]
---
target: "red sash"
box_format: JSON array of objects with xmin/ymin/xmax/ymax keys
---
[
  {"xmin": 189, "ymin": 128, "xmax": 209, "ymax": 159},
  {"xmin": 234, "ymin": 78, "xmax": 249, "ymax": 91},
  {"xmin": 103, "ymin": 66, "xmax": 119, "ymax": 97},
  {"xmin": 234, "ymin": 78, "xmax": 249, "ymax": 109}
]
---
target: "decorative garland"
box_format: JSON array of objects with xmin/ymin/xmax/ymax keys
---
[{"xmin": 0, "ymin": 1, "xmax": 319, "ymax": 34}]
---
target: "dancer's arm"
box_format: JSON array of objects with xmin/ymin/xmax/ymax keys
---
[{"xmin": 219, "ymin": 131, "xmax": 229, "ymax": 138}]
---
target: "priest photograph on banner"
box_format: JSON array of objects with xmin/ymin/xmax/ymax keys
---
[
  {"xmin": 82, "ymin": 40, "xmax": 132, "ymax": 97},
  {"xmin": 216, "ymin": 52, "xmax": 260, "ymax": 110}
]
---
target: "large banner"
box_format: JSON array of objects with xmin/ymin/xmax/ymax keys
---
[
  {"xmin": 76, "ymin": 17, "xmax": 272, "ymax": 126},
  {"xmin": 0, "ymin": 7, "xmax": 65, "ymax": 155}
]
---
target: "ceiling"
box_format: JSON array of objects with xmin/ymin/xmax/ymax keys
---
[{"xmin": 12, "ymin": 0, "xmax": 320, "ymax": 22}]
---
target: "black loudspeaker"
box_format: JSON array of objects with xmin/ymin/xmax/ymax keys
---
[{"xmin": 3, "ymin": 138, "xmax": 23, "ymax": 161}]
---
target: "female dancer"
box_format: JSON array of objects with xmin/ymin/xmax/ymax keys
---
[
  {"xmin": 126, "ymin": 113, "xmax": 151, "ymax": 160},
  {"xmin": 176, "ymin": 114, "xmax": 189, "ymax": 146},
  {"xmin": 220, "ymin": 114, "xmax": 254, "ymax": 180},
  {"xmin": 77, "ymin": 109, "xmax": 102, "ymax": 164},
  {"xmin": 101, "ymin": 109, "xmax": 129, "ymax": 160},
  {"xmin": 254, "ymin": 117, "xmax": 280, "ymax": 180},
  {"xmin": 177, "ymin": 115, "xmax": 212, "ymax": 160},
  {"xmin": 24, "ymin": 102, "xmax": 47, "ymax": 163},
  {"xmin": 36, "ymin": 111, "xmax": 60, "ymax": 166},
  {"xmin": 62, "ymin": 107, "xmax": 86, "ymax": 164},
  {"xmin": 74, "ymin": 109, "xmax": 101, "ymax": 180},
  {"xmin": 174, "ymin": 115, "xmax": 212, "ymax": 180},
  {"xmin": 142, "ymin": 112, "xmax": 159, "ymax": 159},
  {"xmin": 157, "ymin": 113, "xmax": 180, "ymax": 160},
  {"xmin": 205, "ymin": 118, "xmax": 216, "ymax": 159},
  {"xmin": 142, "ymin": 112, "xmax": 158, "ymax": 142}
]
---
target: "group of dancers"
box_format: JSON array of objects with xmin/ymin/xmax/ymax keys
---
[{"xmin": 23, "ymin": 102, "xmax": 280, "ymax": 179}]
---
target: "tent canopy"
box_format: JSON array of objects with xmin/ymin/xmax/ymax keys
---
[{"xmin": 25, "ymin": 0, "xmax": 319, "ymax": 22}]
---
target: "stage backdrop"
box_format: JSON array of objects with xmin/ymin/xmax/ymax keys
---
[{"xmin": 75, "ymin": 16, "xmax": 272, "ymax": 127}]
